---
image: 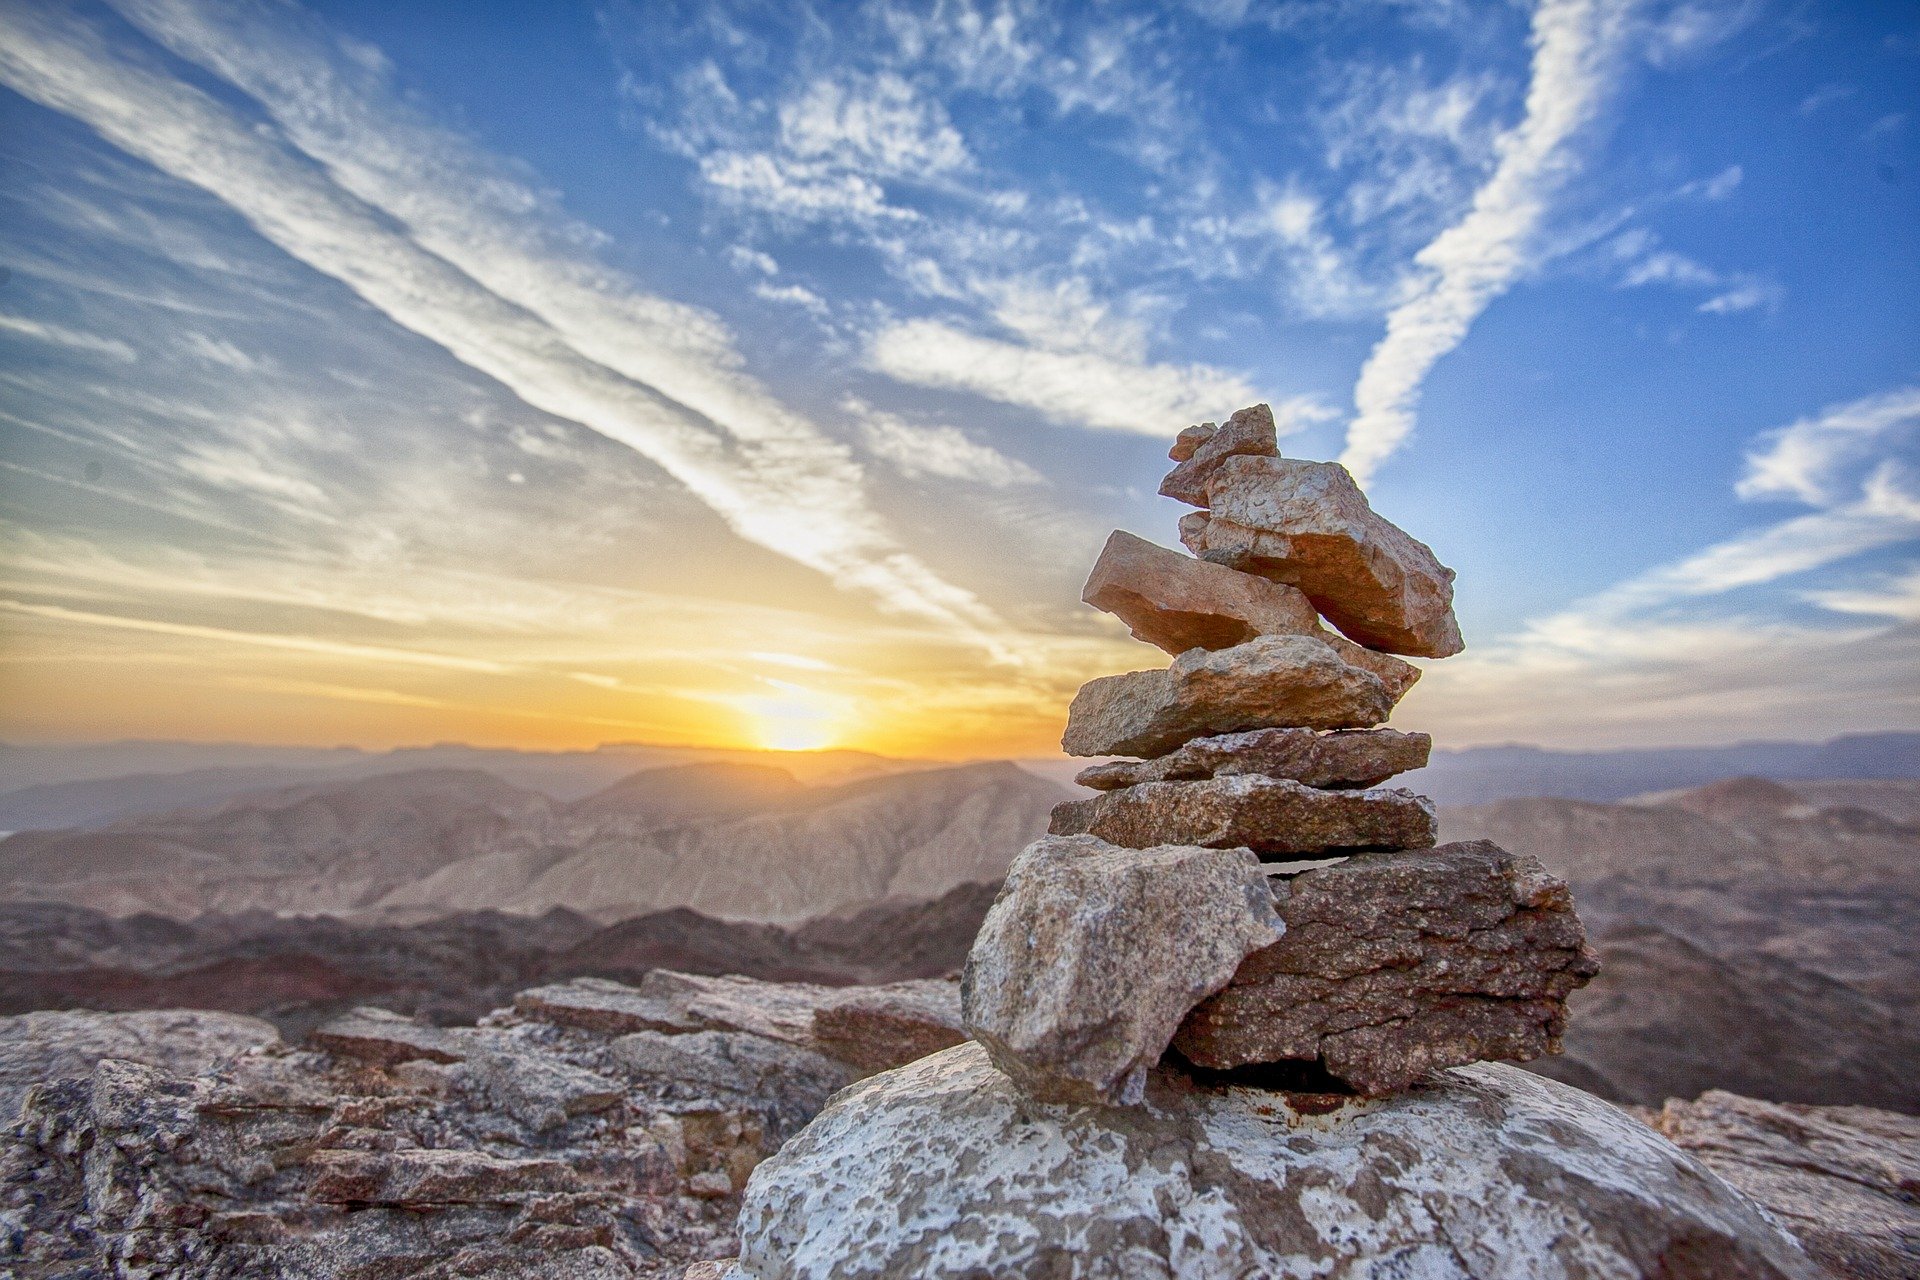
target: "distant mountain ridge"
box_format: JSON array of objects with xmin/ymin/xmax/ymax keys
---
[
  {"xmin": 1402, "ymin": 731, "xmax": 1920, "ymax": 804},
  {"xmin": 0, "ymin": 760, "xmax": 1069, "ymax": 926}
]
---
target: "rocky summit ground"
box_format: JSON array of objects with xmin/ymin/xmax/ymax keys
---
[{"xmin": 1, "ymin": 974, "xmax": 1912, "ymax": 1279}]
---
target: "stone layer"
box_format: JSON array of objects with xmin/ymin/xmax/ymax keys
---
[
  {"xmin": 1061, "ymin": 635, "xmax": 1392, "ymax": 758},
  {"xmin": 1179, "ymin": 456, "xmax": 1463, "ymax": 658},
  {"xmin": 1081, "ymin": 531, "xmax": 1419, "ymax": 698},
  {"xmin": 1173, "ymin": 840, "xmax": 1600, "ymax": 1095},
  {"xmin": 1050, "ymin": 775, "xmax": 1437, "ymax": 857},
  {"xmin": 1075, "ymin": 726, "xmax": 1431, "ymax": 791}
]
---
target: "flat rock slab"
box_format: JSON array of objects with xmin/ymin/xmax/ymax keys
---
[
  {"xmin": 514, "ymin": 976, "xmax": 709, "ymax": 1037},
  {"xmin": 810, "ymin": 979, "xmax": 965, "ymax": 1075},
  {"xmin": 1077, "ymin": 726, "xmax": 1431, "ymax": 791},
  {"xmin": 1648, "ymin": 1090, "xmax": 1920, "ymax": 1280},
  {"xmin": 515, "ymin": 971, "xmax": 834, "ymax": 1049},
  {"xmin": 1180, "ymin": 456, "xmax": 1463, "ymax": 658},
  {"xmin": 1157, "ymin": 403, "xmax": 1277, "ymax": 505},
  {"xmin": 1080, "ymin": 531, "xmax": 1420, "ymax": 698},
  {"xmin": 1062, "ymin": 635, "xmax": 1393, "ymax": 758},
  {"xmin": 728, "ymin": 1044, "xmax": 1821, "ymax": 1280},
  {"xmin": 1174, "ymin": 840, "xmax": 1600, "ymax": 1094},
  {"xmin": 0, "ymin": 1008, "xmax": 278, "ymax": 1118},
  {"xmin": 311, "ymin": 1007, "xmax": 465, "ymax": 1066},
  {"xmin": 961, "ymin": 835, "xmax": 1282, "ymax": 1106},
  {"xmin": 1050, "ymin": 775, "xmax": 1436, "ymax": 856}
]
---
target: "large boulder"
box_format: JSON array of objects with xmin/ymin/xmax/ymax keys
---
[
  {"xmin": 727, "ymin": 1044, "xmax": 1822, "ymax": 1280},
  {"xmin": 1080, "ymin": 531, "xmax": 1420, "ymax": 697},
  {"xmin": 960, "ymin": 835, "xmax": 1282, "ymax": 1106},
  {"xmin": 1050, "ymin": 776, "xmax": 1437, "ymax": 856},
  {"xmin": 1062, "ymin": 635, "xmax": 1394, "ymax": 758},
  {"xmin": 1180, "ymin": 456, "xmax": 1463, "ymax": 658},
  {"xmin": 1076, "ymin": 726, "xmax": 1431, "ymax": 791},
  {"xmin": 1174, "ymin": 841, "xmax": 1601, "ymax": 1094}
]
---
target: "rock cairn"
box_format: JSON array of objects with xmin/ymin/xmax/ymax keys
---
[{"xmin": 962, "ymin": 404, "xmax": 1601, "ymax": 1105}]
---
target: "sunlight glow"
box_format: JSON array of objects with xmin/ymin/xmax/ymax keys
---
[{"xmin": 740, "ymin": 683, "xmax": 845, "ymax": 752}]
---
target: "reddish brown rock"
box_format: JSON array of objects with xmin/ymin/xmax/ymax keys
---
[
  {"xmin": 1080, "ymin": 531, "xmax": 1421, "ymax": 699},
  {"xmin": 311, "ymin": 1007, "xmax": 465, "ymax": 1066},
  {"xmin": 1180, "ymin": 456, "xmax": 1463, "ymax": 658},
  {"xmin": 1158, "ymin": 404, "xmax": 1277, "ymax": 505},
  {"xmin": 1173, "ymin": 840, "xmax": 1600, "ymax": 1095},
  {"xmin": 810, "ymin": 979, "xmax": 966, "ymax": 1074},
  {"xmin": 961, "ymin": 835, "xmax": 1283, "ymax": 1106},
  {"xmin": 1168, "ymin": 423, "xmax": 1216, "ymax": 462},
  {"xmin": 1062, "ymin": 635, "xmax": 1393, "ymax": 758},
  {"xmin": 1075, "ymin": 726, "xmax": 1431, "ymax": 791},
  {"xmin": 1051, "ymin": 776, "xmax": 1435, "ymax": 857}
]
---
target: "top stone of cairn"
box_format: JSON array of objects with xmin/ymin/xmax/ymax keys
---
[{"xmin": 1163, "ymin": 421, "xmax": 1464, "ymax": 659}]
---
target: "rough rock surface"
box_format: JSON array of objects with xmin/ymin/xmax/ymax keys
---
[
  {"xmin": 0, "ymin": 972, "xmax": 961, "ymax": 1278},
  {"xmin": 727, "ymin": 1044, "xmax": 1821, "ymax": 1280},
  {"xmin": 809, "ymin": 979, "xmax": 964, "ymax": 1074},
  {"xmin": 1180, "ymin": 456, "xmax": 1463, "ymax": 657},
  {"xmin": 1062, "ymin": 635, "xmax": 1393, "ymax": 758},
  {"xmin": 1157, "ymin": 403, "xmax": 1277, "ymax": 505},
  {"xmin": 1647, "ymin": 1091, "xmax": 1920, "ymax": 1280},
  {"xmin": 0, "ymin": 1007, "xmax": 279, "ymax": 1117},
  {"xmin": 312, "ymin": 1006, "xmax": 466, "ymax": 1066},
  {"xmin": 1079, "ymin": 531, "xmax": 1420, "ymax": 697},
  {"xmin": 1051, "ymin": 775, "xmax": 1437, "ymax": 856},
  {"xmin": 960, "ymin": 835, "xmax": 1282, "ymax": 1106},
  {"xmin": 1076, "ymin": 726, "xmax": 1431, "ymax": 791},
  {"xmin": 1175, "ymin": 841, "xmax": 1600, "ymax": 1094}
]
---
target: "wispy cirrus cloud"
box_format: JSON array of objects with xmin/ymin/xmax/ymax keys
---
[
  {"xmin": 1341, "ymin": 0, "xmax": 1642, "ymax": 485},
  {"xmin": 0, "ymin": 0, "xmax": 1012, "ymax": 654}
]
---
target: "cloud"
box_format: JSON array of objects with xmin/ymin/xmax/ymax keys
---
[
  {"xmin": 1737, "ymin": 385, "xmax": 1920, "ymax": 506},
  {"xmin": 1341, "ymin": 0, "xmax": 1639, "ymax": 485},
  {"xmin": 2, "ymin": 0, "xmax": 1011, "ymax": 652},
  {"xmin": 0, "ymin": 311, "xmax": 137, "ymax": 361},
  {"xmin": 1676, "ymin": 163, "xmax": 1741, "ymax": 199},
  {"xmin": 867, "ymin": 317, "xmax": 1258, "ymax": 436},
  {"xmin": 850, "ymin": 402, "xmax": 1044, "ymax": 488},
  {"xmin": 1613, "ymin": 236, "xmax": 1781, "ymax": 314},
  {"xmin": 752, "ymin": 281, "xmax": 829, "ymax": 315}
]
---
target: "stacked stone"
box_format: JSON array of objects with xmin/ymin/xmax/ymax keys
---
[{"xmin": 962, "ymin": 404, "xmax": 1599, "ymax": 1106}]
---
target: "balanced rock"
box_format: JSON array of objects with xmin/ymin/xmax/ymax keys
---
[
  {"xmin": 1081, "ymin": 531, "xmax": 1420, "ymax": 697},
  {"xmin": 1062, "ymin": 634, "xmax": 1392, "ymax": 758},
  {"xmin": 1077, "ymin": 726, "xmax": 1431, "ymax": 791},
  {"xmin": 1174, "ymin": 840, "xmax": 1600, "ymax": 1095},
  {"xmin": 1158, "ymin": 403, "xmax": 1277, "ymax": 505},
  {"xmin": 960, "ymin": 835, "xmax": 1282, "ymax": 1106},
  {"xmin": 727, "ymin": 1044, "xmax": 1822, "ymax": 1280},
  {"xmin": 1180, "ymin": 455, "xmax": 1463, "ymax": 657},
  {"xmin": 1051, "ymin": 776, "xmax": 1436, "ymax": 856}
]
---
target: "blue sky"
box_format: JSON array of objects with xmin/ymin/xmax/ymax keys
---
[{"xmin": 0, "ymin": 0, "xmax": 1915, "ymax": 756}]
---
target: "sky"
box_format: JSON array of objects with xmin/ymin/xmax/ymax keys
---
[{"xmin": 0, "ymin": 0, "xmax": 1915, "ymax": 760}]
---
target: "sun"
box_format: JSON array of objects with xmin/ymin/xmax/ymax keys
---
[{"xmin": 741, "ymin": 687, "xmax": 843, "ymax": 752}]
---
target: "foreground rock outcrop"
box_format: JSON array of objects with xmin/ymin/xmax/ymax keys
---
[
  {"xmin": 1647, "ymin": 1090, "xmax": 1920, "ymax": 1280},
  {"xmin": 0, "ymin": 973, "xmax": 961, "ymax": 1278},
  {"xmin": 725, "ymin": 1044, "xmax": 1821, "ymax": 1280}
]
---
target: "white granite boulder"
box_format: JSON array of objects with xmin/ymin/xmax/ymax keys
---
[{"xmin": 727, "ymin": 1044, "xmax": 1823, "ymax": 1280}]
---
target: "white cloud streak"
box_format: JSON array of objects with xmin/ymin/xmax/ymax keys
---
[
  {"xmin": 867, "ymin": 317, "xmax": 1259, "ymax": 436},
  {"xmin": 0, "ymin": 0, "xmax": 1012, "ymax": 653},
  {"xmin": 0, "ymin": 311, "xmax": 138, "ymax": 361},
  {"xmin": 1341, "ymin": 0, "xmax": 1637, "ymax": 485},
  {"xmin": 850, "ymin": 402, "xmax": 1044, "ymax": 488}
]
